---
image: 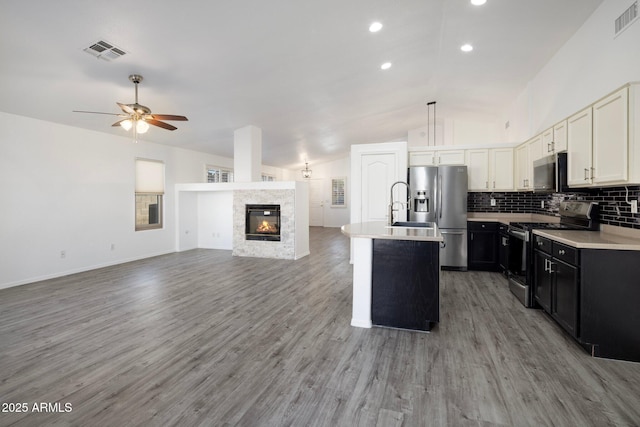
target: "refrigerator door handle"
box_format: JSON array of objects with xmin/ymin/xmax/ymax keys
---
[{"xmin": 438, "ymin": 175, "xmax": 443, "ymax": 219}]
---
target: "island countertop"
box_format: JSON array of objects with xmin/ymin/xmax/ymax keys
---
[{"xmin": 341, "ymin": 221, "xmax": 443, "ymax": 242}]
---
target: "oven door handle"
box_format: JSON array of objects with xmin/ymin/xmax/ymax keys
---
[{"xmin": 508, "ymin": 228, "xmax": 529, "ymax": 242}]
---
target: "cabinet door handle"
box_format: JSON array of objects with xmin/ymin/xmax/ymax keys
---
[
  {"xmin": 548, "ymin": 261, "xmax": 555, "ymax": 273},
  {"xmin": 493, "ymin": 181, "xmax": 496, "ymax": 188},
  {"xmin": 485, "ymin": 181, "xmax": 488, "ymax": 189},
  {"xmin": 591, "ymin": 167, "xmax": 595, "ymax": 180},
  {"xmin": 470, "ymin": 233, "xmax": 474, "ymax": 241},
  {"xmin": 584, "ymin": 168, "xmax": 589, "ymax": 180}
]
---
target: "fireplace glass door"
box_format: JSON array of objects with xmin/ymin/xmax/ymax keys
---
[{"xmin": 245, "ymin": 205, "xmax": 281, "ymax": 241}]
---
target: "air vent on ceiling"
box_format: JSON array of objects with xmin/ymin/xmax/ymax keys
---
[
  {"xmin": 83, "ymin": 40, "xmax": 127, "ymax": 61},
  {"xmin": 615, "ymin": 1, "xmax": 638, "ymax": 37}
]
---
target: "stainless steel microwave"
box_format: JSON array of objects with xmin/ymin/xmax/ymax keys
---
[{"xmin": 533, "ymin": 152, "xmax": 568, "ymax": 193}]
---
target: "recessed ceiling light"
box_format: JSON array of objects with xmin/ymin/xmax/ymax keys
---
[
  {"xmin": 381, "ymin": 62, "xmax": 392, "ymax": 70},
  {"xmin": 460, "ymin": 44, "xmax": 473, "ymax": 52},
  {"xmin": 471, "ymin": 0, "xmax": 487, "ymax": 5},
  {"xmin": 369, "ymin": 22, "xmax": 383, "ymax": 32}
]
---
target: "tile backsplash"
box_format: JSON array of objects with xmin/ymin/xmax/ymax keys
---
[{"xmin": 468, "ymin": 186, "xmax": 640, "ymax": 230}]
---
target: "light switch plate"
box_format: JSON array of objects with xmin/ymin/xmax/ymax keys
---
[
  {"xmin": 631, "ymin": 200, "xmax": 638, "ymax": 214},
  {"xmin": 490, "ymin": 198, "xmax": 496, "ymax": 206}
]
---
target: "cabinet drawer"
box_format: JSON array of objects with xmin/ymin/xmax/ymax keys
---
[
  {"xmin": 534, "ymin": 235, "xmax": 552, "ymax": 254},
  {"xmin": 468, "ymin": 221, "xmax": 498, "ymax": 231},
  {"xmin": 553, "ymin": 242, "xmax": 578, "ymax": 265}
]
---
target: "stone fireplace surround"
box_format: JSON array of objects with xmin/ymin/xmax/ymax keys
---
[
  {"xmin": 175, "ymin": 181, "xmax": 309, "ymax": 260},
  {"xmin": 233, "ymin": 189, "xmax": 294, "ymax": 258}
]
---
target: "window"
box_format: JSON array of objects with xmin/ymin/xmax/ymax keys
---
[
  {"xmin": 331, "ymin": 177, "xmax": 346, "ymax": 207},
  {"xmin": 135, "ymin": 159, "xmax": 164, "ymax": 231},
  {"xmin": 206, "ymin": 165, "xmax": 234, "ymax": 183},
  {"xmin": 261, "ymin": 174, "xmax": 275, "ymax": 182}
]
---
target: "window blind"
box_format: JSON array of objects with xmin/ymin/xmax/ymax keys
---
[{"xmin": 135, "ymin": 159, "xmax": 165, "ymax": 194}]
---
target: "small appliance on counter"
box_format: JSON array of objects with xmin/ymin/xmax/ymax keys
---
[
  {"xmin": 408, "ymin": 165, "xmax": 468, "ymax": 270},
  {"xmin": 506, "ymin": 200, "xmax": 599, "ymax": 307}
]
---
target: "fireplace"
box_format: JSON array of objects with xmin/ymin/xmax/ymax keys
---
[{"xmin": 245, "ymin": 204, "xmax": 281, "ymax": 241}]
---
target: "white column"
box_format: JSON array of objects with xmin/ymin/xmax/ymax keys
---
[
  {"xmin": 234, "ymin": 125, "xmax": 262, "ymax": 182},
  {"xmin": 351, "ymin": 237, "xmax": 373, "ymax": 328}
]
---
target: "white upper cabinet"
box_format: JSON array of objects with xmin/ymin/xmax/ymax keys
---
[
  {"xmin": 566, "ymin": 84, "xmax": 639, "ymax": 188},
  {"xmin": 438, "ymin": 150, "xmax": 466, "ymax": 165},
  {"xmin": 541, "ymin": 120, "xmax": 568, "ymax": 155},
  {"xmin": 592, "ymin": 87, "xmax": 628, "ymax": 185},
  {"xmin": 515, "ymin": 143, "xmax": 530, "ymax": 190},
  {"xmin": 542, "ymin": 127, "xmax": 554, "ymax": 155},
  {"xmin": 567, "ymin": 106, "xmax": 593, "ymax": 186},
  {"xmin": 514, "ymin": 136, "xmax": 542, "ymax": 191},
  {"xmin": 409, "ymin": 150, "xmax": 436, "ymax": 166},
  {"xmin": 528, "ymin": 134, "xmax": 545, "ymax": 162},
  {"xmin": 490, "ymin": 148, "xmax": 514, "ymax": 191},
  {"xmin": 466, "ymin": 149, "xmax": 490, "ymax": 191},
  {"xmin": 553, "ymin": 120, "xmax": 568, "ymax": 153},
  {"xmin": 409, "ymin": 149, "xmax": 465, "ymax": 166},
  {"xmin": 466, "ymin": 148, "xmax": 513, "ymax": 191}
]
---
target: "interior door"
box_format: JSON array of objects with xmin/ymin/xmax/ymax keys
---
[
  {"xmin": 361, "ymin": 153, "xmax": 399, "ymax": 222},
  {"xmin": 308, "ymin": 178, "xmax": 324, "ymax": 226}
]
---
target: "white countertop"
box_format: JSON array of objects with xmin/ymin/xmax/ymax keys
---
[
  {"xmin": 533, "ymin": 229, "xmax": 640, "ymax": 251},
  {"xmin": 341, "ymin": 221, "xmax": 444, "ymax": 242}
]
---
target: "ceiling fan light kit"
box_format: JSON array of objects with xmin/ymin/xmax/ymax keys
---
[{"xmin": 73, "ymin": 74, "xmax": 188, "ymax": 142}]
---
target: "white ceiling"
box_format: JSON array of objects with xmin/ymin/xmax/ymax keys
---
[{"xmin": 0, "ymin": 0, "xmax": 603, "ymax": 169}]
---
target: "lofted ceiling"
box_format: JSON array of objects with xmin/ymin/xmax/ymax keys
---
[{"xmin": 0, "ymin": 0, "xmax": 603, "ymax": 169}]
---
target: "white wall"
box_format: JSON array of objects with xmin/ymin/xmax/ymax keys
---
[
  {"xmin": 0, "ymin": 112, "xmax": 289, "ymax": 288},
  {"xmin": 197, "ymin": 191, "xmax": 234, "ymax": 250},
  {"xmin": 300, "ymin": 157, "xmax": 351, "ymax": 228},
  {"xmin": 502, "ymin": 0, "xmax": 640, "ymax": 142},
  {"xmin": 408, "ymin": 118, "xmax": 502, "ymax": 147}
]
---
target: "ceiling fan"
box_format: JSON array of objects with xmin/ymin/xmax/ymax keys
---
[{"xmin": 74, "ymin": 74, "xmax": 188, "ymax": 140}]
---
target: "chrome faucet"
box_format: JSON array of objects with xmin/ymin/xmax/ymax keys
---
[{"xmin": 388, "ymin": 181, "xmax": 412, "ymax": 225}]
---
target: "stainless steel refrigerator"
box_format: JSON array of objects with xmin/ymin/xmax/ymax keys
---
[{"xmin": 408, "ymin": 165, "xmax": 468, "ymax": 270}]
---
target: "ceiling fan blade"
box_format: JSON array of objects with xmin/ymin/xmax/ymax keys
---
[
  {"xmin": 117, "ymin": 102, "xmax": 136, "ymax": 115},
  {"xmin": 73, "ymin": 110, "xmax": 124, "ymax": 116},
  {"xmin": 146, "ymin": 119, "xmax": 177, "ymax": 131},
  {"xmin": 149, "ymin": 114, "xmax": 188, "ymax": 121},
  {"xmin": 111, "ymin": 119, "xmax": 129, "ymax": 127}
]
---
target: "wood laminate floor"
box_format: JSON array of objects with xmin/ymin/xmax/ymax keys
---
[{"xmin": 1, "ymin": 227, "xmax": 639, "ymax": 426}]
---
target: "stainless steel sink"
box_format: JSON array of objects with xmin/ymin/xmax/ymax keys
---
[{"xmin": 389, "ymin": 221, "xmax": 434, "ymax": 228}]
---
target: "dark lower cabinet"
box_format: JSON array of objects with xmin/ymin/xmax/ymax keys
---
[
  {"xmin": 533, "ymin": 249, "xmax": 552, "ymax": 313},
  {"xmin": 371, "ymin": 239, "xmax": 439, "ymax": 331},
  {"xmin": 580, "ymin": 249, "xmax": 640, "ymax": 362},
  {"xmin": 533, "ymin": 236, "xmax": 579, "ymax": 338},
  {"xmin": 533, "ymin": 234, "xmax": 640, "ymax": 362},
  {"xmin": 468, "ymin": 222, "xmax": 499, "ymax": 271},
  {"xmin": 552, "ymin": 259, "xmax": 578, "ymax": 337}
]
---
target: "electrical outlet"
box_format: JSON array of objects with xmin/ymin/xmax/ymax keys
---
[
  {"xmin": 631, "ymin": 200, "xmax": 638, "ymax": 214},
  {"xmin": 490, "ymin": 198, "xmax": 496, "ymax": 206},
  {"xmin": 541, "ymin": 201, "xmax": 545, "ymax": 209}
]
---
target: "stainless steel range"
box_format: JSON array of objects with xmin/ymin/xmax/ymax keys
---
[{"xmin": 507, "ymin": 201, "xmax": 599, "ymax": 307}]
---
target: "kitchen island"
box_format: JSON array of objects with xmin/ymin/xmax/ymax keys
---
[{"xmin": 341, "ymin": 221, "xmax": 443, "ymax": 331}]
